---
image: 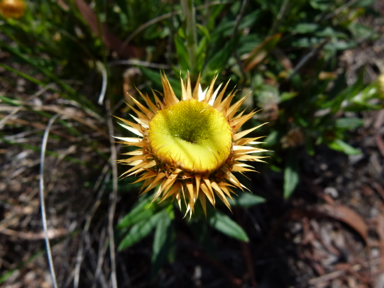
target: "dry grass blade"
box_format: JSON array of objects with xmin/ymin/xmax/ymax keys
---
[
  {"xmin": 0, "ymin": 227, "xmax": 66, "ymax": 240},
  {"xmin": 73, "ymin": 241, "xmax": 84, "ymax": 288},
  {"xmin": 97, "ymin": 62, "xmax": 108, "ymax": 105},
  {"xmin": 0, "ymin": 106, "xmax": 22, "ymax": 129},
  {"xmin": 93, "ymin": 226, "xmax": 109, "ymax": 288},
  {"xmin": 39, "ymin": 113, "xmax": 60, "ymax": 288},
  {"xmin": 38, "ymin": 106, "xmax": 109, "ymax": 139},
  {"xmin": 107, "ymin": 59, "xmax": 171, "ymax": 69}
]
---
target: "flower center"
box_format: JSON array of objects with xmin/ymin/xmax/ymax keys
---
[{"xmin": 148, "ymin": 99, "xmax": 232, "ymax": 174}]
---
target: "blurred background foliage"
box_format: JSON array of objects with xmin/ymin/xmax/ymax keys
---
[{"xmin": 1, "ymin": 0, "xmax": 383, "ymax": 286}]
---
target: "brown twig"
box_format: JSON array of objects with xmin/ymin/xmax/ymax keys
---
[
  {"xmin": 287, "ymin": 37, "xmax": 330, "ymax": 82},
  {"xmin": 308, "ymin": 260, "xmax": 379, "ymax": 285}
]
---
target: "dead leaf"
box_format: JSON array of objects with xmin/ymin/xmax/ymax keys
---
[
  {"xmin": 243, "ymin": 33, "xmax": 282, "ymax": 71},
  {"xmin": 317, "ymin": 204, "xmax": 368, "ymax": 244},
  {"xmin": 318, "ymin": 71, "xmax": 338, "ymax": 80},
  {"xmin": 278, "ymin": 204, "xmax": 368, "ymax": 244}
]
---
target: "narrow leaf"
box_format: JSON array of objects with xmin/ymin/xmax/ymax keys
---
[
  {"xmin": 244, "ymin": 33, "xmax": 281, "ymax": 71},
  {"xmin": 204, "ymin": 37, "xmax": 237, "ymax": 76},
  {"xmin": 151, "ymin": 207, "xmax": 174, "ymax": 277},
  {"xmin": 229, "ymin": 193, "xmax": 265, "ymax": 208},
  {"xmin": 284, "ymin": 150, "xmax": 300, "ymax": 199},
  {"xmin": 335, "ymin": 118, "xmax": 364, "ymax": 130},
  {"xmin": 117, "ymin": 196, "xmax": 154, "ymax": 229},
  {"xmin": 328, "ymin": 139, "xmax": 361, "ymax": 155},
  {"xmin": 209, "ymin": 211, "xmax": 249, "ymax": 242},
  {"xmin": 174, "ymin": 35, "xmax": 190, "ymax": 71},
  {"xmin": 118, "ymin": 211, "xmax": 164, "ymax": 250}
]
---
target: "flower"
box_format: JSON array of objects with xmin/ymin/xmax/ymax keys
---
[
  {"xmin": 0, "ymin": 0, "xmax": 26, "ymax": 19},
  {"xmin": 116, "ymin": 73, "xmax": 267, "ymax": 216}
]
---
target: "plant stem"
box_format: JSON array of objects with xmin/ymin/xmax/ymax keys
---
[{"xmin": 181, "ymin": 0, "xmax": 198, "ymax": 75}]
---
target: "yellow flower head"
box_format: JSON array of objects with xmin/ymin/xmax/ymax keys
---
[
  {"xmin": 116, "ymin": 73, "xmax": 267, "ymax": 216},
  {"xmin": 0, "ymin": 0, "xmax": 26, "ymax": 19}
]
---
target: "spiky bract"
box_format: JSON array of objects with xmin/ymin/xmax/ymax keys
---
[{"xmin": 116, "ymin": 73, "xmax": 267, "ymax": 216}]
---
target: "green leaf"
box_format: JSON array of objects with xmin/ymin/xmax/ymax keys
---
[
  {"xmin": 315, "ymin": 27, "xmax": 347, "ymax": 38},
  {"xmin": 329, "ymin": 70, "xmax": 364, "ymax": 113},
  {"xmin": 211, "ymin": 10, "xmax": 260, "ymax": 38},
  {"xmin": 328, "ymin": 139, "xmax": 361, "ymax": 155},
  {"xmin": 140, "ymin": 67, "xmax": 162, "ymax": 87},
  {"xmin": 196, "ymin": 25, "xmax": 211, "ymax": 73},
  {"xmin": 116, "ymin": 196, "xmax": 154, "ymax": 229},
  {"xmin": 280, "ymin": 92, "xmax": 298, "ymax": 102},
  {"xmin": 335, "ymin": 118, "xmax": 364, "ymax": 130},
  {"xmin": 229, "ymin": 193, "xmax": 265, "ymax": 208},
  {"xmin": 174, "ymin": 35, "xmax": 190, "ymax": 71},
  {"xmin": 196, "ymin": 24, "xmax": 210, "ymax": 41},
  {"xmin": 284, "ymin": 150, "xmax": 300, "ymax": 199},
  {"xmin": 196, "ymin": 37, "xmax": 208, "ymax": 72},
  {"xmin": 151, "ymin": 207, "xmax": 174, "ymax": 277},
  {"xmin": 309, "ymin": 0, "xmax": 330, "ymax": 11},
  {"xmin": 209, "ymin": 211, "xmax": 249, "ymax": 242},
  {"xmin": 118, "ymin": 210, "xmax": 164, "ymax": 250},
  {"xmin": 349, "ymin": 23, "xmax": 376, "ymax": 40},
  {"xmin": 326, "ymin": 40, "xmax": 357, "ymax": 51},
  {"xmin": 293, "ymin": 23, "xmax": 319, "ymax": 34},
  {"xmin": 204, "ymin": 37, "xmax": 237, "ymax": 77},
  {"xmin": 264, "ymin": 130, "xmax": 280, "ymax": 147}
]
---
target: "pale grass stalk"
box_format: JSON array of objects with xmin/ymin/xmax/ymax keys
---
[{"xmin": 39, "ymin": 113, "xmax": 59, "ymax": 288}]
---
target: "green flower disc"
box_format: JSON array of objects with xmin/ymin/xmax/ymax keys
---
[{"xmin": 149, "ymin": 99, "xmax": 232, "ymax": 174}]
